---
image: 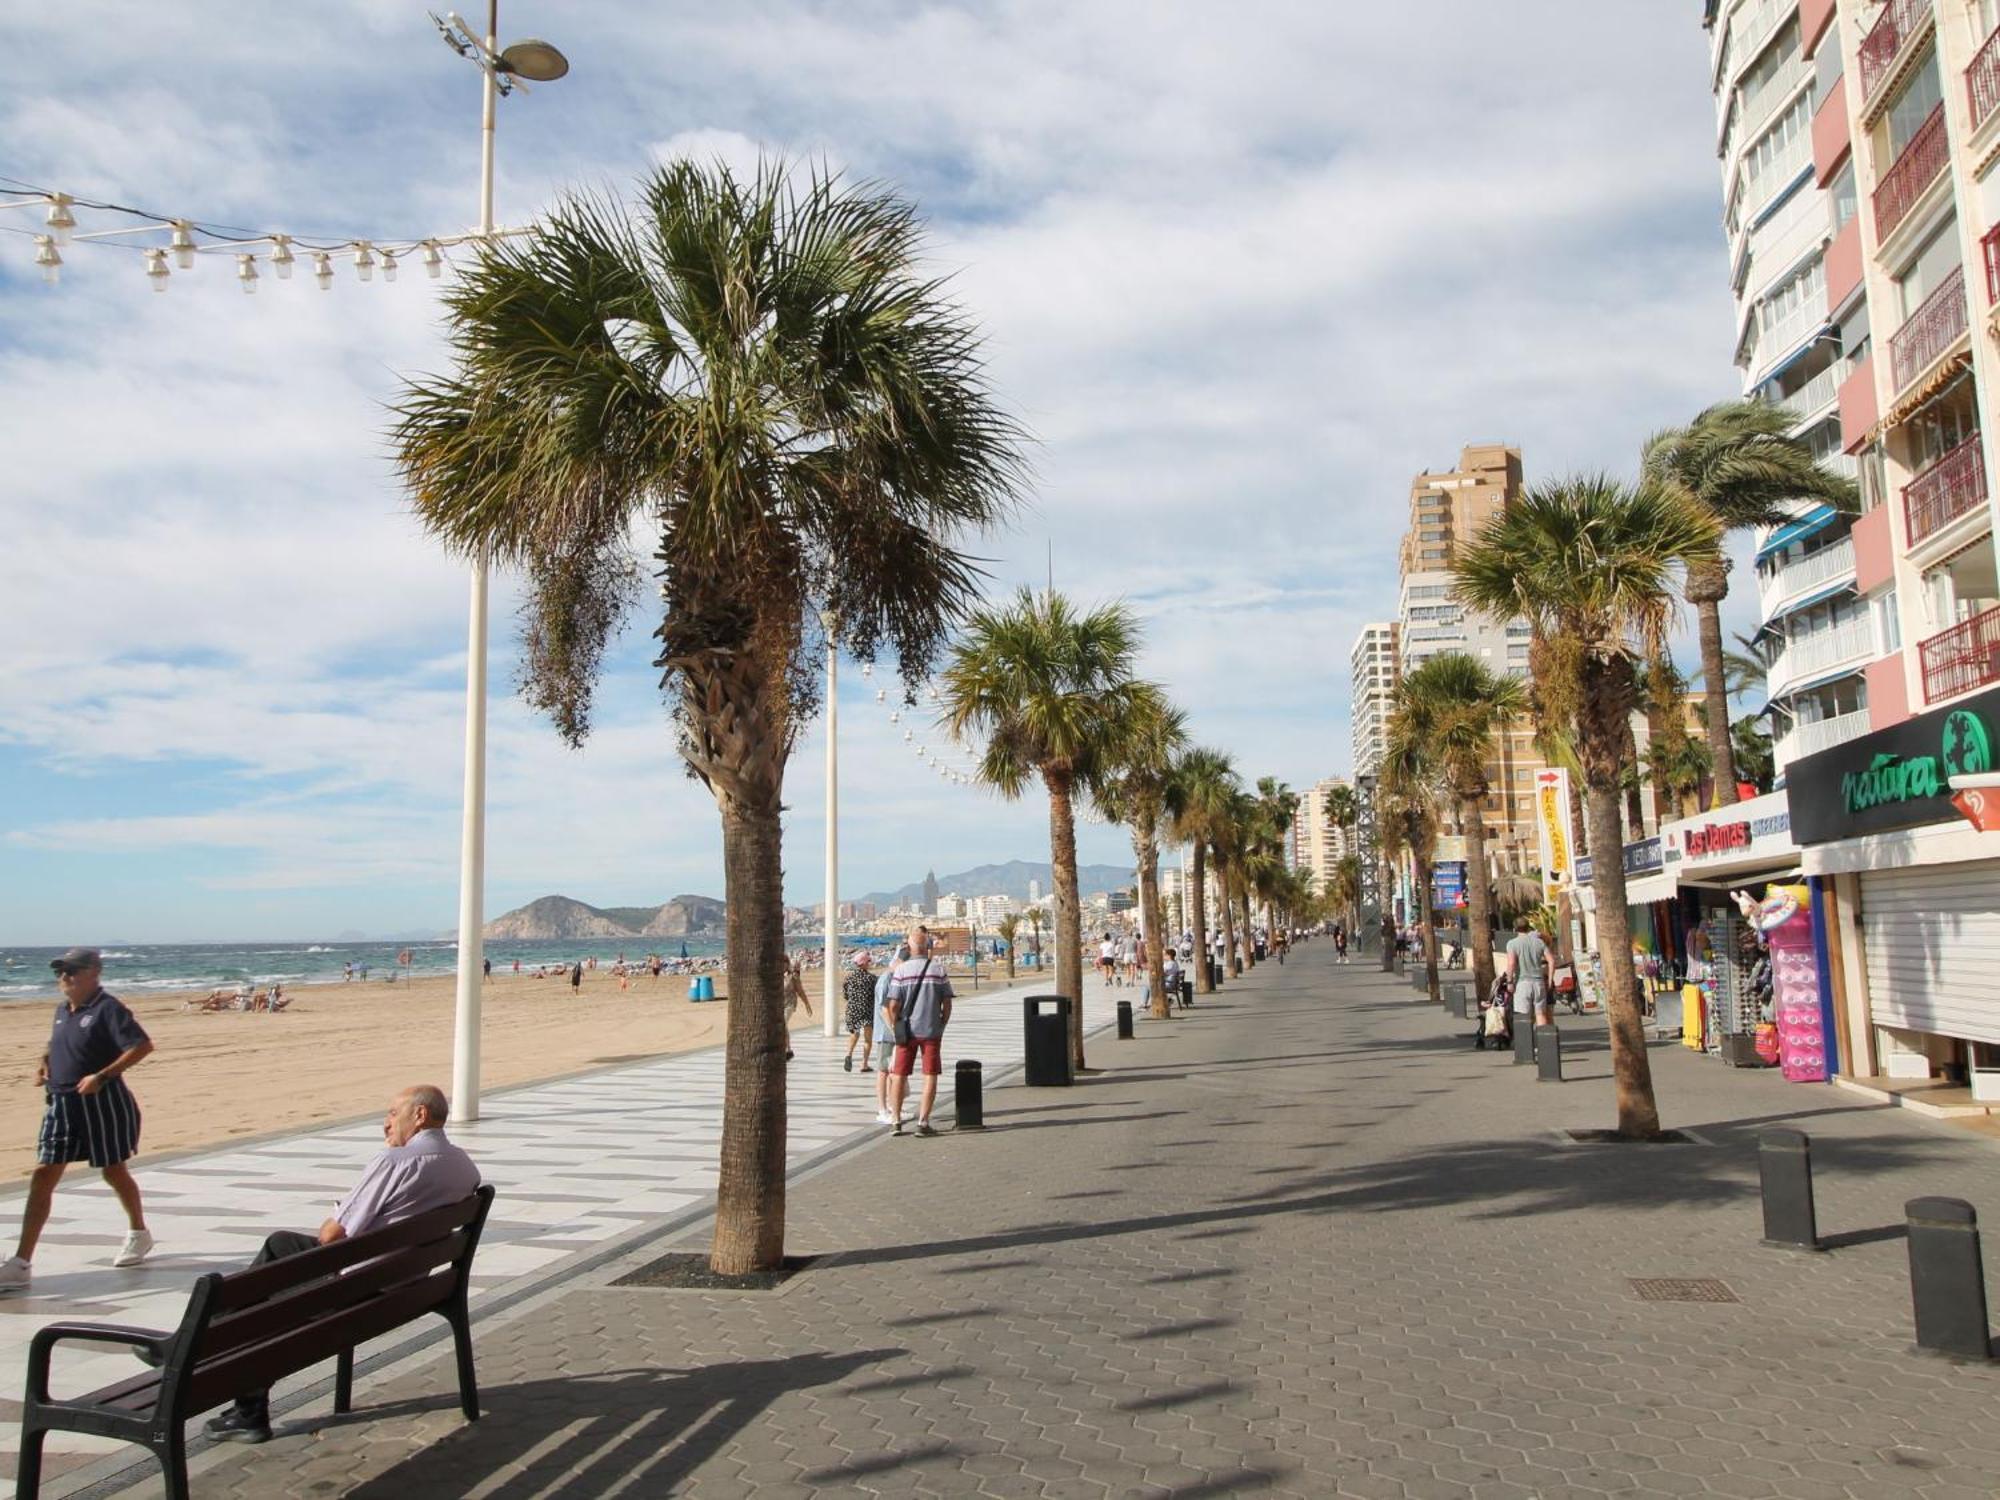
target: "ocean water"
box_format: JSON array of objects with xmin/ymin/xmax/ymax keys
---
[{"xmin": 0, "ymin": 937, "xmax": 737, "ymax": 1002}]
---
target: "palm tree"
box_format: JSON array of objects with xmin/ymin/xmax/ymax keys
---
[
  {"xmin": 1393, "ymin": 652, "xmax": 1526, "ymax": 1007},
  {"xmin": 1732, "ymin": 717, "xmax": 1776, "ymax": 795},
  {"xmin": 1455, "ymin": 474, "xmax": 1720, "ymax": 1138},
  {"xmin": 1023, "ymin": 906, "xmax": 1047, "ymax": 970},
  {"xmin": 942, "ymin": 590, "xmax": 1157, "ymax": 1070},
  {"xmin": 392, "ymin": 161, "xmax": 1021, "ymax": 1274},
  {"xmin": 995, "ymin": 913, "xmax": 1021, "ymax": 979},
  {"xmin": 1329, "ymin": 853, "xmax": 1362, "ymax": 932},
  {"xmin": 1092, "ymin": 700, "xmax": 1190, "ymax": 1019},
  {"xmin": 1378, "ymin": 725, "xmax": 1444, "ymax": 1003},
  {"xmin": 1209, "ymin": 788, "xmax": 1259, "ymax": 977},
  {"xmin": 1166, "ymin": 747, "xmax": 1238, "ymax": 994},
  {"xmin": 1642, "ymin": 401, "xmax": 1858, "ymax": 807},
  {"xmin": 1251, "ymin": 776, "xmax": 1300, "ymax": 951}
]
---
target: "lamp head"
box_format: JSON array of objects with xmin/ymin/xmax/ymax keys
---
[{"xmin": 499, "ymin": 38, "xmax": 569, "ymax": 81}]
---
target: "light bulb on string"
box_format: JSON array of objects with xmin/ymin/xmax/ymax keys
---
[
  {"xmin": 875, "ymin": 689, "xmax": 886, "ymax": 703},
  {"xmin": 380, "ymin": 248, "xmax": 399, "ymax": 283},
  {"xmin": 169, "ymin": 221, "xmax": 196, "ymax": 270},
  {"xmin": 353, "ymin": 243, "xmax": 376, "ymax": 282},
  {"xmin": 33, "ymin": 235, "xmax": 60, "ymax": 286},
  {"xmin": 44, "ymin": 194, "xmax": 75, "ymax": 245},
  {"xmin": 269, "ymin": 235, "xmax": 294, "ymax": 280},
  {"xmin": 903, "ymin": 729, "xmax": 913, "ymax": 741},
  {"xmin": 888, "ymin": 710, "xmax": 899, "ymax": 724},
  {"xmin": 422, "ymin": 240, "xmax": 443, "ymax": 279},
  {"xmin": 860, "ymin": 662, "xmax": 872, "ymax": 678},
  {"xmin": 236, "ymin": 255, "xmax": 259, "ymax": 294},
  {"xmin": 313, "ymin": 253, "xmax": 335, "ymax": 291},
  {"xmin": 145, "ymin": 248, "xmax": 170, "ymax": 291}
]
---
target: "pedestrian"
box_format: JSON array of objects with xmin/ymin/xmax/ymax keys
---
[
  {"xmin": 841, "ymin": 952, "xmax": 876, "ymax": 1073},
  {"xmin": 482, "ymin": 956, "xmax": 491, "ymax": 981},
  {"xmin": 872, "ymin": 943, "xmax": 908, "ymax": 1123},
  {"xmin": 570, "ymin": 960, "xmax": 583, "ymax": 995},
  {"xmin": 0, "ymin": 949, "xmax": 155, "ymax": 1290},
  {"xmin": 1334, "ymin": 926, "xmax": 1348, "ymax": 963},
  {"xmin": 201, "ymin": 1084, "xmax": 479, "ymax": 1443},
  {"xmin": 1097, "ymin": 933, "xmax": 1118, "ymax": 986},
  {"xmin": 1162, "ymin": 948, "xmax": 1183, "ymax": 1011},
  {"xmin": 883, "ymin": 928, "xmax": 954, "ymax": 1137},
  {"xmin": 1504, "ymin": 915, "xmax": 1551, "ymax": 1033}
]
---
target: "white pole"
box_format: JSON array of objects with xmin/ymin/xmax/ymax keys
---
[
  {"xmin": 822, "ymin": 633, "xmax": 840, "ymax": 1035},
  {"xmin": 451, "ymin": 0, "xmax": 501, "ymax": 1123}
]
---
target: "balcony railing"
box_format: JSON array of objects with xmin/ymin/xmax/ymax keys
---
[
  {"xmin": 1769, "ymin": 617, "xmax": 1875, "ymax": 695},
  {"xmin": 1774, "ymin": 708, "xmax": 1873, "ymax": 771},
  {"xmin": 1973, "ymin": 27, "xmax": 2000, "ymax": 132},
  {"xmin": 1758, "ymin": 535, "xmax": 1856, "ymax": 616},
  {"xmin": 1984, "ymin": 224, "xmax": 2000, "ymax": 305},
  {"xmin": 1859, "ymin": 0, "xmax": 1934, "ymax": 105},
  {"xmin": 1889, "ymin": 266, "xmax": 1968, "ymax": 394},
  {"xmin": 1874, "ymin": 104, "xmax": 1948, "ymax": 243},
  {"xmin": 1903, "ymin": 432, "xmax": 1989, "ymax": 546},
  {"xmin": 1775, "ymin": 364, "xmax": 1840, "ymax": 426},
  {"xmin": 1740, "ymin": 57, "xmax": 1809, "ymax": 139},
  {"xmin": 1919, "ymin": 603, "xmax": 2000, "ymax": 703}
]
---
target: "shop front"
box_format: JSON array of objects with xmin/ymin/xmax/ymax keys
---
[{"xmin": 1786, "ymin": 685, "xmax": 2000, "ymax": 1110}]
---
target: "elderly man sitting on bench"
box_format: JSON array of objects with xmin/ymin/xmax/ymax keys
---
[{"xmin": 203, "ymin": 1084, "xmax": 481, "ymax": 1445}]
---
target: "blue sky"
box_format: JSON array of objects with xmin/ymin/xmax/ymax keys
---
[{"xmin": 0, "ymin": 1, "xmax": 1746, "ymax": 943}]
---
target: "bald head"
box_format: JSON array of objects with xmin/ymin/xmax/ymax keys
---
[{"xmin": 383, "ymin": 1084, "xmax": 449, "ymax": 1146}]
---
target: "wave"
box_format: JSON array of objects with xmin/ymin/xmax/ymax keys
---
[{"xmin": 306, "ymin": 945, "xmax": 334, "ymax": 953}]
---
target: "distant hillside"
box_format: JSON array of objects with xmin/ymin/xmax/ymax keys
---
[
  {"xmin": 860, "ymin": 859, "xmax": 1133, "ymax": 909},
  {"xmin": 484, "ymin": 894, "xmax": 726, "ymax": 942}
]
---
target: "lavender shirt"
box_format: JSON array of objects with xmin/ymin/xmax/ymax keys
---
[{"xmin": 335, "ymin": 1128, "xmax": 482, "ymax": 1238}]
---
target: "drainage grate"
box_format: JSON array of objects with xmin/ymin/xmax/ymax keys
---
[{"xmin": 1628, "ymin": 1277, "xmax": 1739, "ymax": 1304}]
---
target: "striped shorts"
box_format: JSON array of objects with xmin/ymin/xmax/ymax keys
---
[{"xmin": 37, "ymin": 1081, "xmax": 142, "ymax": 1168}]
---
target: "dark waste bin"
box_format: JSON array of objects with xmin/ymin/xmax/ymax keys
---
[
  {"xmin": 1181, "ymin": 977, "xmax": 1194, "ymax": 1008},
  {"xmin": 1024, "ymin": 995, "xmax": 1073, "ymax": 1087},
  {"xmin": 954, "ymin": 1059, "xmax": 985, "ymax": 1131},
  {"xmin": 1116, "ymin": 1000, "xmax": 1135, "ymax": 1039}
]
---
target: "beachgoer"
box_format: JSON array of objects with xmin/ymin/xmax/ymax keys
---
[
  {"xmin": 1097, "ymin": 934, "xmax": 1117, "ymax": 986},
  {"xmin": 842, "ymin": 953, "xmax": 876, "ymax": 1073},
  {"xmin": 1505, "ymin": 916, "xmax": 1551, "ymax": 1031},
  {"xmin": 201, "ymin": 1085, "xmax": 480, "ymax": 1444},
  {"xmin": 883, "ymin": 930, "xmax": 954, "ymax": 1137},
  {"xmin": 482, "ymin": 957, "xmax": 491, "ymax": 980},
  {"xmin": 873, "ymin": 944, "xmax": 908, "ymax": 1122},
  {"xmin": 570, "ymin": 961, "xmax": 583, "ymax": 995},
  {"xmin": 1162, "ymin": 949, "xmax": 1183, "ymax": 1011},
  {"xmin": 0, "ymin": 949, "xmax": 155, "ymax": 1290}
]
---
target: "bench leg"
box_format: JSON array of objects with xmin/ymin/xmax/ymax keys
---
[
  {"xmin": 156, "ymin": 1426, "xmax": 189, "ymax": 1500},
  {"xmin": 335, "ymin": 1347, "xmax": 355, "ymax": 1415},
  {"xmin": 449, "ymin": 1307, "xmax": 479, "ymax": 1422},
  {"xmin": 14, "ymin": 1424, "xmax": 45, "ymax": 1500}
]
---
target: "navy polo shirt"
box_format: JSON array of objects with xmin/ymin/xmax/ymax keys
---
[{"xmin": 47, "ymin": 989, "xmax": 150, "ymax": 1091}]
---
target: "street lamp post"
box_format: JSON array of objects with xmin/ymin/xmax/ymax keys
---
[
  {"xmin": 437, "ymin": 4, "xmax": 569, "ymax": 1123},
  {"xmin": 822, "ymin": 626, "xmax": 840, "ymax": 1036}
]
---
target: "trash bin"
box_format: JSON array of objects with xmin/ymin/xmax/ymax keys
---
[
  {"xmin": 1442, "ymin": 981, "xmax": 1467, "ymax": 1015},
  {"xmin": 1023, "ymin": 995, "xmax": 1073, "ymax": 1087},
  {"xmin": 1181, "ymin": 977, "xmax": 1194, "ymax": 1009},
  {"xmin": 954, "ymin": 1059, "xmax": 985, "ymax": 1130},
  {"xmin": 1116, "ymin": 1000, "xmax": 1134, "ymax": 1039}
]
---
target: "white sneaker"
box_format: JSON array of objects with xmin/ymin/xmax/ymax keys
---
[
  {"xmin": 875, "ymin": 1109, "xmax": 894, "ymax": 1124},
  {"xmin": 112, "ymin": 1230, "xmax": 154, "ymax": 1268},
  {"xmin": 0, "ymin": 1256, "xmax": 29, "ymax": 1290}
]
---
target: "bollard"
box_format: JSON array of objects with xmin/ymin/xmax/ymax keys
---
[
  {"xmin": 1906, "ymin": 1197, "xmax": 1993, "ymax": 1360},
  {"xmin": 1534, "ymin": 1026, "xmax": 1562, "ymax": 1082},
  {"xmin": 1442, "ymin": 981, "xmax": 1466, "ymax": 1016},
  {"xmin": 1458, "ymin": 986, "xmax": 1482, "ymax": 1021},
  {"xmin": 1023, "ymin": 995, "xmax": 1074, "ymax": 1087},
  {"xmin": 1758, "ymin": 1129, "xmax": 1820, "ymax": 1251},
  {"xmin": 954, "ymin": 1059, "xmax": 985, "ymax": 1131},
  {"xmin": 1393, "ymin": 953, "xmax": 1405, "ymax": 976},
  {"xmin": 1181, "ymin": 977, "xmax": 1194, "ymax": 1010},
  {"xmin": 1512, "ymin": 1014, "xmax": 1533, "ymax": 1065},
  {"xmin": 1116, "ymin": 1000, "xmax": 1135, "ymax": 1040}
]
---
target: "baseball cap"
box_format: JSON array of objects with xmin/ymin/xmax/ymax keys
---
[{"xmin": 50, "ymin": 946, "xmax": 102, "ymax": 975}]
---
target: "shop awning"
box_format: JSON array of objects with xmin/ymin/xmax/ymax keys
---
[
  {"xmin": 1755, "ymin": 504, "xmax": 1837, "ymax": 561},
  {"xmin": 1625, "ymin": 873, "xmax": 1679, "ymax": 905}
]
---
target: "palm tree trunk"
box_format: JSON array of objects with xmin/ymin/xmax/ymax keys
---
[
  {"xmin": 1135, "ymin": 825, "xmax": 1170, "ymax": 1020},
  {"xmin": 1585, "ymin": 783, "xmax": 1662, "ymax": 1137},
  {"xmin": 1414, "ymin": 849, "xmax": 1440, "ymax": 1004},
  {"xmin": 709, "ymin": 793, "xmax": 789, "ymax": 1275},
  {"xmin": 1695, "ymin": 594, "xmax": 1737, "ymax": 808},
  {"xmin": 1378, "ymin": 854, "xmax": 1396, "ymax": 972},
  {"xmin": 1191, "ymin": 843, "xmax": 1214, "ymax": 994},
  {"xmin": 1005, "ymin": 940, "xmax": 1016, "ymax": 980},
  {"xmin": 1462, "ymin": 793, "xmax": 1496, "ymax": 1008},
  {"xmin": 1217, "ymin": 858, "xmax": 1240, "ymax": 982},
  {"xmin": 1046, "ymin": 770, "xmax": 1087, "ymax": 1070},
  {"xmin": 1240, "ymin": 890, "xmax": 1255, "ymax": 970}
]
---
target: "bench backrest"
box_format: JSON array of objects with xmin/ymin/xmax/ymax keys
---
[{"xmin": 160, "ymin": 1185, "xmax": 494, "ymax": 1418}]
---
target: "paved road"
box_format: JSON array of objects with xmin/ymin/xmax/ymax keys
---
[{"xmin": 104, "ymin": 948, "xmax": 2000, "ymax": 1497}]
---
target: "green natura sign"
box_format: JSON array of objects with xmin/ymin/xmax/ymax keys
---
[{"xmin": 1838, "ymin": 709, "xmax": 1992, "ymax": 814}]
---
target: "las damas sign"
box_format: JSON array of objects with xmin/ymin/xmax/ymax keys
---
[{"xmin": 1786, "ymin": 687, "xmax": 2000, "ymax": 843}]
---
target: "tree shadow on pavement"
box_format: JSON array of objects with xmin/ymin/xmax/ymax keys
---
[{"xmin": 340, "ymin": 1353, "xmax": 901, "ymax": 1499}]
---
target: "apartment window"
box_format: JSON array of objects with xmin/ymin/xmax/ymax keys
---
[
  {"xmin": 1982, "ymin": 0, "xmax": 2000, "ymax": 40},
  {"xmin": 1742, "ymin": 93, "xmax": 1811, "ymax": 198},
  {"xmin": 1877, "ymin": 590, "xmax": 1903, "ymax": 653},
  {"xmin": 1759, "ymin": 254, "xmax": 1825, "ymax": 333},
  {"xmin": 1857, "ymin": 444, "xmax": 1888, "ymax": 515},
  {"xmin": 1738, "ymin": 19, "xmax": 1801, "ymax": 109},
  {"xmin": 1886, "ymin": 54, "xmax": 1943, "ymax": 158},
  {"xmin": 1896, "ymin": 217, "xmax": 1961, "ymax": 316},
  {"xmin": 1829, "ymin": 162, "xmax": 1858, "ymax": 235}
]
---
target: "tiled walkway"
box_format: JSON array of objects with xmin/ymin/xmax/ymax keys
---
[{"xmin": 0, "ymin": 972, "xmax": 1118, "ymax": 1495}]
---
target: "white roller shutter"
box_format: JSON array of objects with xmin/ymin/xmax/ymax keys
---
[{"xmin": 1860, "ymin": 861, "xmax": 2000, "ymax": 1046}]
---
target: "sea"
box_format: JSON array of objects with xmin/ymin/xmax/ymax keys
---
[{"xmin": 0, "ymin": 937, "xmax": 743, "ymax": 1003}]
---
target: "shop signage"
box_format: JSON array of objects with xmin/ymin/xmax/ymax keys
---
[
  {"xmin": 1575, "ymin": 837, "xmax": 1663, "ymax": 885},
  {"xmin": 1788, "ymin": 687, "xmax": 2000, "ymax": 843},
  {"xmin": 1660, "ymin": 793, "xmax": 1793, "ymax": 871},
  {"xmin": 1533, "ymin": 768, "xmax": 1574, "ymax": 894}
]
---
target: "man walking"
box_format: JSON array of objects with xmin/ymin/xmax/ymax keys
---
[
  {"xmin": 0, "ymin": 949, "xmax": 155, "ymax": 1289},
  {"xmin": 1504, "ymin": 915, "xmax": 1551, "ymax": 1033},
  {"xmin": 883, "ymin": 929, "xmax": 954, "ymax": 1137},
  {"xmin": 204, "ymin": 1084, "xmax": 480, "ymax": 1443},
  {"xmin": 872, "ymin": 943, "xmax": 907, "ymax": 1123}
]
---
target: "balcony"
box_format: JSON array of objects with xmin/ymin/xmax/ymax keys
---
[
  {"xmin": 1773, "ymin": 708, "xmax": 1873, "ymax": 772},
  {"xmin": 1919, "ymin": 604, "xmax": 2000, "ymax": 703},
  {"xmin": 1985, "ymin": 224, "xmax": 2000, "ymax": 305},
  {"xmin": 1774, "ymin": 363, "xmax": 1840, "ymax": 428},
  {"xmin": 1757, "ymin": 534, "xmax": 1856, "ymax": 618},
  {"xmin": 1768, "ymin": 617, "xmax": 1875, "ymax": 695},
  {"xmin": 1903, "ymin": 432, "xmax": 1988, "ymax": 547},
  {"xmin": 1972, "ymin": 27, "xmax": 2000, "ymax": 134},
  {"xmin": 1741, "ymin": 56, "xmax": 1810, "ymax": 140},
  {"xmin": 1729, "ymin": 0, "xmax": 1791, "ymax": 84},
  {"xmin": 1889, "ymin": 267, "xmax": 1968, "ymax": 395},
  {"xmin": 1873, "ymin": 104, "xmax": 1948, "ymax": 244},
  {"xmin": 1859, "ymin": 0, "xmax": 1935, "ymax": 107}
]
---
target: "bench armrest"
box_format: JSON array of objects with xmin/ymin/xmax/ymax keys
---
[{"xmin": 26, "ymin": 1323, "xmax": 169, "ymax": 1403}]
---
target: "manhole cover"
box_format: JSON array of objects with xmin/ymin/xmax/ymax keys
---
[{"xmin": 1628, "ymin": 1277, "xmax": 1739, "ymax": 1303}]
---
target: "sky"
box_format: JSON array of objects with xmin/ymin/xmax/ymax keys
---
[{"xmin": 0, "ymin": 1, "xmax": 1747, "ymax": 943}]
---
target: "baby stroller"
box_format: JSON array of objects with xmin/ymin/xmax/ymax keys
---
[{"xmin": 1474, "ymin": 972, "xmax": 1515, "ymax": 1050}]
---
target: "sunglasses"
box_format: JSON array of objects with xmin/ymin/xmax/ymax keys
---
[{"xmin": 52, "ymin": 965, "xmax": 93, "ymax": 978}]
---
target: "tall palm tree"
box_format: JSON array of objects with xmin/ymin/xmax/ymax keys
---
[
  {"xmin": 942, "ymin": 590, "xmax": 1156, "ymax": 1070},
  {"xmin": 1166, "ymin": 747, "xmax": 1238, "ymax": 994},
  {"xmin": 1093, "ymin": 700, "xmax": 1190, "ymax": 1020},
  {"xmin": 1209, "ymin": 788, "xmax": 1259, "ymax": 977},
  {"xmin": 1393, "ymin": 652, "xmax": 1526, "ymax": 1007},
  {"xmin": 1377, "ymin": 726, "xmax": 1444, "ymax": 1003},
  {"xmin": 1732, "ymin": 717, "xmax": 1776, "ymax": 795},
  {"xmin": 1642, "ymin": 401, "xmax": 1858, "ymax": 808},
  {"xmin": 1023, "ymin": 906, "xmax": 1046, "ymax": 971},
  {"xmin": 1455, "ymin": 474, "xmax": 1720, "ymax": 1138},
  {"xmin": 392, "ymin": 161, "xmax": 1021, "ymax": 1274},
  {"xmin": 995, "ymin": 913, "xmax": 1021, "ymax": 979},
  {"xmin": 1251, "ymin": 776, "xmax": 1300, "ymax": 948},
  {"xmin": 1329, "ymin": 853, "xmax": 1363, "ymax": 932}
]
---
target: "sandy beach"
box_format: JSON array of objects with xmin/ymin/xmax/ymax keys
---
[{"xmin": 0, "ymin": 967, "xmax": 806, "ymax": 1182}]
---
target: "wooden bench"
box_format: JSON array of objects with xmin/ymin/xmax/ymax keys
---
[{"xmin": 17, "ymin": 1185, "xmax": 495, "ymax": 1500}]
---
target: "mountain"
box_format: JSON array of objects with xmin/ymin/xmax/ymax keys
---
[
  {"xmin": 859, "ymin": 859, "xmax": 1133, "ymax": 909},
  {"xmin": 483, "ymin": 894, "xmax": 727, "ymax": 942}
]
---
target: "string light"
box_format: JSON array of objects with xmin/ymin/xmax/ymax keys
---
[
  {"xmin": 33, "ymin": 235, "xmax": 60, "ymax": 285},
  {"xmin": 422, "ymin": 239, "xmax": 443, "ymax": 279},
  {"xmin": 145, "ymin": 248, "xmax": 169, "ymax": 291},
  {"xmin": 236, "ymin": 254, "xmax": 258, "ymax": 294},
  {"xmin": 353, "ymin": 242, "xmax": 376, "ymax": 281},
  {"xmin": 43, "ymin": 193, "xmax": 75, "ymax": 244},
  {"xmin": 380, "ymin": 247, "xmax": 399, "ymax": 283},
  {"xmin": 313, "ymin": 252, "xmax": 335, "ymax": 290},
  {"xmin": 169, "ymin": 220, "xmax": 196, "ymax": 270},
  {"xmin": 269, "ymin": 234, "xmax": 294, "ymax": 280}
]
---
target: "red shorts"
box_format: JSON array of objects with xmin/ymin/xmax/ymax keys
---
[{"xmin": 891, "ymin": 1038, "xmax": 942, "ymax": 1077}]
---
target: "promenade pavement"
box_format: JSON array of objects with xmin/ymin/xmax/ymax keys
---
[
  {"xmin": 59, "ymin": 949, "xmax": 2000, "ymax": 1497},
  {"xmin": 0, "ymin": 970, "xmax": 1113, "ymax": 1497}
]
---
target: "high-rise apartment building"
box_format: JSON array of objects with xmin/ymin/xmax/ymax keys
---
[
  {"xmin": 1290, "ymin": 776, "xmax": 1352, "ymax": 894},
  {"xmin": 1349, "ymin": 621, "xmax": 1400, "ymax": 778}
]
